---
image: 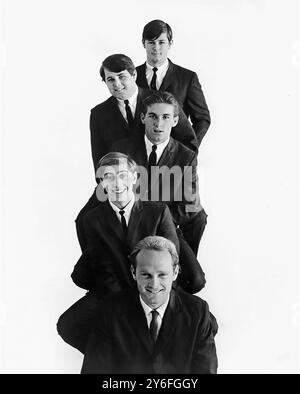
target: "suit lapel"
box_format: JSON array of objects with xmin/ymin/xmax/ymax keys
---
[
  {"xmin": 157, "ymin": 138, "xmax": 176, "ymax": 167},
  {"xmin": 154, "ymin": 290, "xmax": 180, "ymax": 354},
  {"xmin": 126, "ymin": 199, "xmax": 143, "ymax": 244},
  {"xmin": 159, "ymin": 59, "xmax": 175, "ymax": 92},
  {"xmin": 110, "ymin": 96, "xmax": 131, "ymax": 131},
  {"xmin": 103, "ymin": 200, "xmax": 126, "ymax": 244},
  {"xmin": 128, "ymin": 291, "xmax": 154, "ymax": 354},
  {"xmin": 138, "ymin": 64, "xmax": 149, "ymax": 89}
]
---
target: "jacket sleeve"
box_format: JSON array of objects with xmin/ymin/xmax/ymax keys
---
[
  {"xmin": 169, "ymin": 153, "xmax": 202, "ymax": 226},
  {"xmin": 71, "ymin": 214, "xmax": 123, "ymax": 297},
  {"xmin": 191, "ymin": 301, "xmax": 218, "ymax": 374},
  {"xmin": 157, "ymin": 204, "xmax": 180, "ymax": 253},
  {"xmin": 90, "ymin": 109, "xmax": 109, "ymax": 172},
  {"xmin": 186, "ymin": 72, "xmax": 211, "ymax": 146},
  {"xmin": 171, "ymin": 105, "xmax": 198, "ymax": 152},
  {"xmin": 81, "ymin": 302, "xmax": 114, "ymax": 374}
]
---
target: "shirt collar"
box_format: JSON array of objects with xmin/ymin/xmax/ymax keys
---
[
  {"xmin": 144, "ymin": 134, "xmax": 170, "ymax": 160},
  {"xmin": 139, "ymin": 294, "xmax": 170, "ymax": 318},
  {"xmin": 146, "ymin": 59, "xmax": 169, "ymax": 74}
]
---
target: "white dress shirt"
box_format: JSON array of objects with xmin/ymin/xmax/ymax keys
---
[
  {"xmin": 116, "ymin": 87, "xmax": 139, "ymax": 123},
  {"xmin": 139, "ymin": 295, "xmax": 170, "ymax": 334},
  {"xmin": 108, "ymin": 192, "xmax": 135, "ymax": 225},
  {"xmin": 144, "ymin": 135, "xmax": 170, "ymax": 164},
  {"xmin": 145, "ymin": 60, "xmax": 169, "ymax": 90}
]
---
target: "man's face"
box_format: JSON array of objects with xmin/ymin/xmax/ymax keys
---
[
  {"xmin": 141, "ymin": 103, "xmax": 179, "ymax": 144},
  {"xmin": 98, "ymin": 160, "xmax": 137, "ymax": 207},
  {"xmin": 143, "ymin": 32, "xmax": 171, "ymax": 67},
  {"xmin": 104, "ymin": 68, "xmax": 137, "ymax": 100},
  {"xmin": 132, "ymin": 249, "xmax": 178, "ymax": 309}
]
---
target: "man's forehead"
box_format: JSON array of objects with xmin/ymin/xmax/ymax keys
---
[
  {"xmin": 136, "ymin": 249, "xmax": 173, "ymax": 268},
  {"xmin": 104, "ymin": 68, "xmax": 130, "ymax": 78},
  {"xmin": 146, "ymin": 32, "xmax": 168, "ymax": 41},
  {"xmin": 96, "ymin": 161, "xmax": 130, "ymax": 177},
  {"xmin": 146, "ymin": 103, "xmax": 175, "ymax": 115}
]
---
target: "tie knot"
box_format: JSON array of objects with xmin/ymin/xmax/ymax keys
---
[
  {"xmin": 119, "ymin": 209, "xmax": 125, "ymax": 217},
  {"xmin": 152, "ymin": 144, "xmax": 157, "ymax": 152},
  {"xmin": 151, "ymin": 309, "xmax": 158, "ymax": 318},
  {"xmin": 124, "ymin": 99, "xmax": 129, "ymax": 105},
  {"xmin": 152, "ymin": 67, "xmax": 158, "ymax": 73}
]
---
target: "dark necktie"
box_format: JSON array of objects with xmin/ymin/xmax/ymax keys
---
[
  {"xmin": 148, "ymin": 145, "xmax": 157, "ymax": 201},
  {"xmin": 124, "ymin": 99, "xmax": 134, "ymax": 128},
  {"xmin": 150, "ymin": 67, "xmax": 158, "ymax": 90},
  {"xmin": 148, "ymin": 144, "xmax": 157, "ymax": 167},
  {"xmin": 149, "ymin": 310, "xmax": 159, "ymax": 342},
  {"xmin": 119, "ymin": 209, "xmax": 127, "ymax": 236}
]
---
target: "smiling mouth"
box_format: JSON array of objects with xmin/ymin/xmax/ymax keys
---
[
  {"xmin": 153, "ymin": 129, "xmax": 163, "ymax": 133},
  {"xmin": 146, "ymin": 289, "xmax": 163, "ymax": 294},
  {"xmin": 113, "ymin": 189, "xmax": 126, "ymax": 194}
]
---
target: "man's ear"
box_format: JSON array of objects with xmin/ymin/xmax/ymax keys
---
[
  {"xmin": 132, "ymin": 70, "xmax": 137, "ymax": 81},
  {"xmin": 173, "ymin": 265, "xmax": 179, "ymax": 282},
  {"xmin": 173, "ymin": 115, "xmax": 179, "ymax": 127},
  {"xmin": 131, "ymin": 265, "xmax": 137, "ymax": 281},
  {"xmin": 132, "ymin": 171, "xmax": 138, "ymax": 185},
  {"xmin": 140, "ymin": 113, "xmax": 146, "ymax": 124}
]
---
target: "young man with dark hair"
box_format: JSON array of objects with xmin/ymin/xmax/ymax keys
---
[
  {"xmin": 76, "ymin": 53, "xmax": 198, "ymax": 252},
  {"xmin": 113, "ymin": 91, "xmax": 208, "ymax": 256},
  {"xmin": 136, "ymin": 19, "xmax": 211, "ymax": 146}
]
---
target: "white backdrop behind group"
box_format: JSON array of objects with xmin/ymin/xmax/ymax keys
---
[{"xmin": 0, "ymin": 0, "xmax": 299, "ymax": 373}]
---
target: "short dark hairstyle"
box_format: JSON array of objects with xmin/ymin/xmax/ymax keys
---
[
  {"xmin": 130, "ymin": 236, "xmax": 179, "ymax": 271},
  {"xmin": 141, "ymin": 91, "xmax": 179, "ymax": 117},
  {"xmin": 95, "ymin": 152, "xmax": 137, "ymax": 181},
  {"xmin": 100, "ymin": 54, "xmax": 136, "ymax": 81},
  {"xmin": 142, "ymin": 20, "xmax": 173, "ymax": 45}
]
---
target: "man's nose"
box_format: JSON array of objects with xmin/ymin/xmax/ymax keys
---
[
  {"xmin": 156, "ymin": 117, "xmax": 164, "ymax": 128},
  {"xmin": 153, "ymin": 41, "xmax": 160, "ymax": 50},
  {"xmin": 113, "ymin": 78, "xmax": 122, "ymax": 88},
  {"xmin": 150, "ymin": 275, "xmax": 159, "ymax": 289}
]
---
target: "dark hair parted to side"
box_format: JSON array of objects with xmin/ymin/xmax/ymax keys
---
[
  {"xmin": 141, "ymin": 91, "xmax": 180, "ymax": 117},
  {"xmin": 100, "ymin": 54, "xmax": 136, "ymax": 81},
  {"xmin": 142, "ymin": 19, "xmax": 173, "ymax": 45},
  {"xmin": 130, "ymin": 236, "xmax": 179, "ymax": 271},
  {"xmin": 95, "ymin": 152, "xmax": 137, "ymax": 181}
]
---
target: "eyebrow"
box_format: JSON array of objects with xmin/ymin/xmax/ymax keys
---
[{"xmin": 147, "ymin": 112, "xmax": 172, "ymax": 116}]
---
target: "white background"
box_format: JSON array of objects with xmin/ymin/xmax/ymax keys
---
[{"xmin": 0, "ymin": 0, "xmax": 299, "ymax": 373}]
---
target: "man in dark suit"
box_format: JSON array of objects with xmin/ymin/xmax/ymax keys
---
[
  {"xmin": 136, "ymin": 19, "xmax": 211, "ymax": 146},
  {"xmin": 90, "ymin": 53, "xmax": 197, "ymax": 171},
  {"xmin": 81, "ymin": 236, "xmax": 218, "ymax": 374},
  {"xmin": 57, "ymin": 153, "xmax": 205, "ymax": 353},
  {"xmin": 76, "ymin": 53, "xmax": 198, "ymax": 252},
  {"xmin": 113, "ymin": 91, "xmax": 207, "ymax": 256}
]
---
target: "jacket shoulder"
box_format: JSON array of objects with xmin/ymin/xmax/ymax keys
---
[
  {"xmin": 140, "ymin": 201, "xmax": 169, "ymax": 214},
  {"xmin": 176, "ymin": 289, "xmax": 209, "ymax": 316},
  {"xmin": 91, "ymin": 96, "xmax": 114, "ymax": 113},
  {"xmin": 170, "ymin": 137, "xmax": 197, "ymax": 163},
  {"xmin": 170, "ymin": 61, "xmax": 196, "ymax": 79}
]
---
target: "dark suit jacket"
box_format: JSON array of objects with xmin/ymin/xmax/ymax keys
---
[
  {"xmin": 81, "ymin": 288, "xmax": 218, "ymax": 374},
  {"xmin": 136, "ymin": 60, "xmax": 210, "ymax": 145},
  {"xmin": 112, "ymin": 136, "xmax": 203, "ymax": 226},
  {"xmin": 90, "ymin": 87, "xmax": 197, "ymax": 171},
  {"xmin": 71, "ymin": 199, "xmax": 179, "ymax": 299}
]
